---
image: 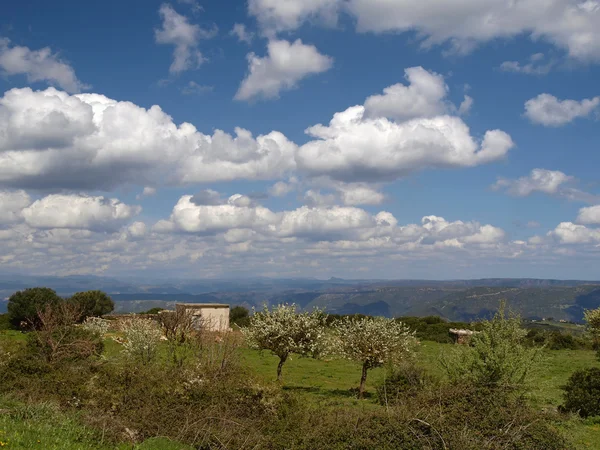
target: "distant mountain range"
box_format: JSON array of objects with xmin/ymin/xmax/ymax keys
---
[{"xmin": 1, "ymin": 275, "xmax": 599, "ymax": 322}]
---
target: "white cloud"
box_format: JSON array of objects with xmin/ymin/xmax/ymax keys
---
[
  {"xmin": 0, "ymin": 38, "xmax": 88, "ymax": 93},
  {"xmin": 500, "ymin": 53, "xmax": 555, "ymax": 75},
  {"xmin": 136, "ymin": 187, "xmax": 157, "ymax": 200},
  {"xmin": 0, "ymin": 87, "xmax": 297, "ymax": 190},
  {"xmin": 248, "ymin": 0, "xmax": 340, "ymax": 35},
  {"xmin": 297, "ymin": 105, "xmax": 513, "ymax": 181},
  {"xmin": 363, "ymin": 66, "xmax": 449, "ymax": 121},
  {"xmin": 230, "ymin": 23, "xmax": 255, "ymax": 44},
  {"xmin": 167, "ymin": 194, "xmax": 278, "ymax": 233},
  {"xmin": 127, "ymin": 221, "xmax": 147, "ymax": 238},
  {"xmin": 345, "ymin": 0, "xmax": 600, "ymax": 61},
  {"xmin": 577, "ymin": 205, "xmax": 600, "ymax": 224},
  {"xmin": 235, "ymin": 39, "xmax": 333, "ymax": 101},
  {"xmin": 336, "ymin": 184, "xmax": 385, "ymax": 206},
  {"xmin": 493, "ymin": 169, "xmax": 573, "ymax": 196},
  {"xmin": 269, "ymin": 180, "xmax": 295, "ymax": 197},
  {"xmin": 458, "ymin": 95, "xmax": 474, "ymax": 115},
  {"xmin": 303, "ymin": 189, "xmax": 337, "ymax": 207},
  {"xmin": 247, "ymin": 1, "xmax": 600, "ymax": 62},
  {"xmin": 550, "ymin": 222, "xmax": 600, "ymax": 244},
  {"xmin": 155, "ymin": 4, "xmax": 217, "ymax": 74},
  {"xmin": 524, "ymin": 93, "xmax": 600, "ymax": 126},
  {"xmin": 0, "ymin": 190, "xmax": 31, "ymax": 225},
  {"xmin": 21, "ymin": 194, "xmax": 141, "ymax": 231}
]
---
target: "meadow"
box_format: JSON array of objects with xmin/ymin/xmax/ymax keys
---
[{"xmin": 1, "ymin": 327, "xmax": 600, "ymax": 449}]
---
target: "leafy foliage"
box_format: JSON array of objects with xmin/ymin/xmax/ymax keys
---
[
  {"xmin": 441, "ymin": 302, "xmax": 542, "ymax": 391},
  {"xmin": 7, "ymin": 287, "xmax": 62, "ymax": 329},
  {"xmin": 242, "ymin": 304, "xmax": 327, "ymax": 380},
  {"xmin": 68, "ymin": 290, "xmax": 114, "ymax": 320},
  {"xmin": 332, "ymin": 316, "xmax": 416, "ymax": 398},
  {"xmin": 561, "ymin": 367, "xmax": 600, "ymax": 418},
  {"xmin": 230, "ymin": 305, "xmax": 250, "ymax": 327},
  {"xmin": 585, "ymin": 307, "xmax": 600, "ymax": 359}
]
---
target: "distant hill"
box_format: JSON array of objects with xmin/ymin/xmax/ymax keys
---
[{"xmin": 2, "ymin": 275, "xmax": 600, "ymax": 322}]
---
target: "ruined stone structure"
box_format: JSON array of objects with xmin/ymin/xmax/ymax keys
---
[
  {"xmin": 449, "ymin": 328, "xmax": 477, "ymax": 345},
  {"xmin": 175, "ymin": 303, "xmax": 230, "ymax": 332}
]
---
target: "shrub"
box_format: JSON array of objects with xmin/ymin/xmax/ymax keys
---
[
  {"xmin": 68, "ymin": 290, "xmax": 114, "ymax": 320},
  {"xmin": 119, "ymin": 317, "xmax": 163, "ymax": 365},
  {"xmin": 376, "ymin": 363, "xmax": 433, "ymax": 405},
  {"xmin": 24, "ymin": 301, "xmax": 104, "ymax": 364},
  {"xmin": 441, "ymin": 301, "xmax": 542, "ymax": 391},
  {"xmin": 561, "ymin": 367, "xmax": 600, "ymax": 418},
  {"xmin": 0, "ymin": 313, "xmax": 11, "ymax": 330},
  {"xmin": 230, "ymin": 305, "xmax": 250, "ymax": 327},
  {"xmin": 81, "ymin": 317, "xmax": 111, "ymax": 336},
  {"xmin": 7, "ymin": 287, "xmax": 62, "ymax": 329}
]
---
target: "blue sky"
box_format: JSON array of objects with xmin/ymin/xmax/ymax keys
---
[{"xmin": 1, "ymin": 0, "xmax": 600, "ymax": 280}]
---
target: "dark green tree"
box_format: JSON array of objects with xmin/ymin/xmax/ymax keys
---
[
  {"xmin": 69, "ymin": 290, "xmax": 114, "ymax": 320},
  {"xmin": 7, "ymin": 287, "xmax": 62, "ymax": 329},
  {"xmin": 230, "ymin": 305, "xmax": 250, "ymax": 327}
]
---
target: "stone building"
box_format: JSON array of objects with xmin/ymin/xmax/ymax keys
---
[
  {"xmin": 449, "ymin": 328, "xmax": 477, "ymax": 345},
  {"xmin": 175, "ymin": 303, "xmax": 230, "ymax": 332}
]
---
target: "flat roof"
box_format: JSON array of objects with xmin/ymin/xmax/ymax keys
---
[{"xmin": 176, "ymin": 303, "xmax": 229, "ymax": 308}]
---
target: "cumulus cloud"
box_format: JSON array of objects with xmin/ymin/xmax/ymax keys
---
[
  {"xmin": 0, "ymin": 38, "xmax": 88, "ymax": 93},
  {"xmin": 247, "ymin": 1, "xmax": 600, "ymax": 62},
  {"xmin": 155, "ymin": 4, "xmax": 217, "ymax": 74},
  {"xmin": 21, "ymin": 194, "xmax": 141, "ymax": 231},
  {"xmin": 230, "ymin": 23, "xmax": 255, "ymax": 44},
  {"xmin": 0, "ymin": 190, "xmax": 31, "ymax": 225},
  {"xmin": 550, "ymin": 222, "xmax": 600, "ymax": 244},
  {"xmin": 297, "ymin": 105, "xmax": 513, "ymax": 181},
  {"xmin": 336, "ymin": 183, "xmax": 385, "ymax": 206},
  {"xmin": 525, "ymin": 93, "xmax": 600, "ymax": 126},
  {"xmin": 269, "ymin": 180, "xmax": 295, "ymax": 197},
  {"xmin": 248, "ymin": 0, "xmax": 340, "ymax": 35},
  {"xmin": 235, "ymin": 39, "xmax": 333, "ymax": 101},
  {"xmin": 0, "ymin": 87, "xmax": 297, "ymax": 190},
  {"xmin": 577, "ymin": 205, "xmax": 600, "ymax": 224},
  {"xmin": 363, "ymin": 67, "xmax": 449, "ymax": 121},
  {"xmin": 493, "ymin": 169, "xmax": 600, "ymax": 203},
  {"xmin": 345, "ymin": 0, "xmax": 600, "ymax": 61},
  {"xmin": 166, "ymin": 194, "xmax": 278, "ymax": 233},
  {"xmin": 493, "ymin": 169, "xmax": 573, "ymax": 196},
  {"xmin": 458, "ymin": 95, "xmax": 474, "ymax": 115}
]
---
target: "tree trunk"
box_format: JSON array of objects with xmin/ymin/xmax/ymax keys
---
[
  {"xmin": 359, "ymin": 361, "xmax": 369, "ymax": 399},
  {"xmin": 277, "ymin": 353, "xmax": 288, "ymax": 382}
]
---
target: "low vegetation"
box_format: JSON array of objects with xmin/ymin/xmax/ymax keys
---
[{"xmin": 1, "ymin": 291, "xmax": 600, "ymax": 448}]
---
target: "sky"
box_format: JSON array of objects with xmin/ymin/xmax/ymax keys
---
[{"xmin": 0, "ymin": 0, "xmax": 600, "ymax": 280}]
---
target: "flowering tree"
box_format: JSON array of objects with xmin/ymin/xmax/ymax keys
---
[
  {"xmin": 585, "ymin": 308, "xmax": 600, "ymax": 359},
  {"xmin": 333, "ymin": 316, "xmax": 416, "ymax": 398},
  {"xmin": 242, "ymin": 304, "xmax": 327, "ymax": 381},
  {"xmin": 120, "ymin": 317, "xmax": 164, "ymax": 365}
]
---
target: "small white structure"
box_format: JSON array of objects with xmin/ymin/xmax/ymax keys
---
[
  {"xmin": 449, "ymin": 328, "xmax": 477, "ymax": 345},
  {"xmin": 176, "ymin": 303, "xmax": 230, "ymax": 332}
]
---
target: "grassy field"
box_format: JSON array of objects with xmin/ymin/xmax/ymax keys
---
[{"xmin": 2, "ymin": 329, "xmax": 600, "ymax": 449}]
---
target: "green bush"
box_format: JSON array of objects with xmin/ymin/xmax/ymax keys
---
[
  {"xmin": 68, "ymin": 290, "xmax": 114, "ymax": 320},
  {"xmin": 26, "ymin": 326, "xmax": 104, "ymax": 363},
  {"xmin": 7, "ymin": 287, "xmax": 62, "ymax": 329},
  {"xmin": 0, "ymin": 313, "xmax": 11, "ymax": 330},
  {"xmin": 230, "ymin": 305, "xmax": 250, "ymax": 327},
  {"xmin": 561, "ymin": 367, "xmax": 600, "ymax": 418},
  {"xmin": 376, "ymin": 363, "xmax": 433, "ymax": 404}
]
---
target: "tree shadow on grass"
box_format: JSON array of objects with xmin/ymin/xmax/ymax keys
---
[{"xmin": 282, "ymin": 385, "xmax": 374, "ymax": 400}]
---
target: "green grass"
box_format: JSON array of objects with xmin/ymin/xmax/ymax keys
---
[
  {"xmin": 2, "ymin": 329, "xmax": 600, "ymax": 449},
  {"xmin": 0, "ymin": 397, "xmax": 193, "ymax": 450}
]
